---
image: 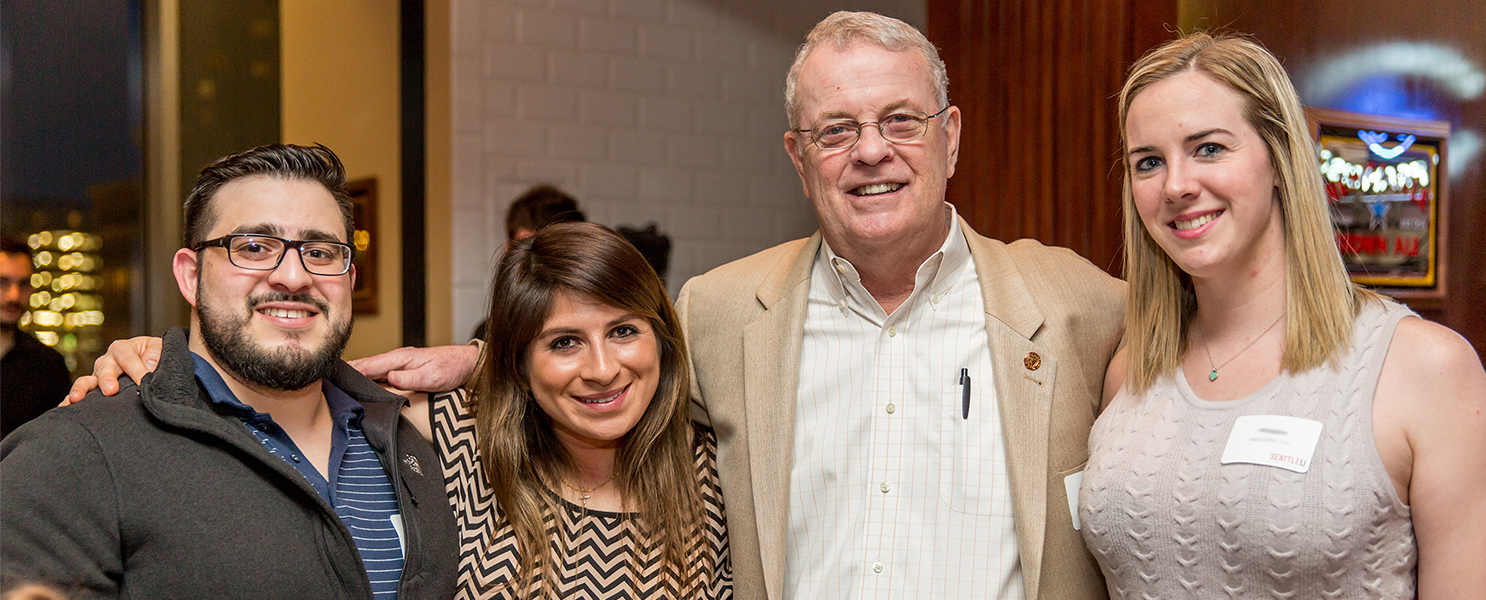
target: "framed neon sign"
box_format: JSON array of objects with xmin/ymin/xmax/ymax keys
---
[{"xmin": 1306, "ymin": 107, "xmax": 1450, "ymax": 307}]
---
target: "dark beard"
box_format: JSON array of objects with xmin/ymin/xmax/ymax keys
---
[{"xmin": 197, "ymin": 290, "xmax": 353, "ymax": 391}]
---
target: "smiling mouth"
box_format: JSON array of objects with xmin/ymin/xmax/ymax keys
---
[
  {"xmin": 250, "ymin": 292, "xmax": 328, "ymax": 321},
  {"xmin": 1172, "ymin": 211, "xmax": 1221, "ymax": 231},
  {"xmin": 851, "ymin": 182, "xmax": 903, "ymax": 196},
  {"xmin": 578, "ymin": 385, "xmax": 627, "ymax": 405},
  {"xmin": 258, "ymin": 308, "xmax": 314, "ymax": 319}
]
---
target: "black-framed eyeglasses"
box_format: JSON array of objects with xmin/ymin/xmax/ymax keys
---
[
  {"xmin": 192, "ymin": 234, "xmax": 355, "ymax": 276},
  {"xmin": 795, "ymin": 106, "xmax": 950, "ymax": 151}
]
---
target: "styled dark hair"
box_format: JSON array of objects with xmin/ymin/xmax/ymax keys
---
[
  {"xmin": 472, "ymin": 221, "xmax": 705, "ymax": 594},
  {"xmin": 183, "ymin": 143, "xmax": 354, "ymax": 247},
  {"xmin": 504, "ymin": 185, "xmax": 585, "ymax": 241}
]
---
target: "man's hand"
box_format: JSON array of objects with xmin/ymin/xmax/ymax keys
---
[
  {"xmin": 348, "ymin": 345, "xmax": 481, "ymax": 393},
  {"xmin": 63, "ymin": 336, "xmax": 163, "ymax": 405}
]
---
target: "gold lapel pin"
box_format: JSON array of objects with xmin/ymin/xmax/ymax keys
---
[{"xmin": 1023, "ymin": 352, "xmax": 1042, "ymax": 371}]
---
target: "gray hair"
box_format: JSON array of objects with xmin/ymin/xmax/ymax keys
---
[{"xmin": 783, "ymin": 11, "xmax": 949, "ymax": 130}]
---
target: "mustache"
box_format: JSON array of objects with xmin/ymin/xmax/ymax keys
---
[{"xmin": 247, "ymin": 291, "xmax": 330, "ymax": 314}]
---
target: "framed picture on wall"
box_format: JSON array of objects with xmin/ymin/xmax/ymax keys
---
[
  {"xmin": 348, "ymin": 177, "xmax": 378, "ymax": 315},
  {"xmin": 1306, "ymin": 107, "xmax": 1450, "ymax": 309}
]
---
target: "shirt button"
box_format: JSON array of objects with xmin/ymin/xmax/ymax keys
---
[
  {"xmin": 837, "ymin": 299, "xmax": 847, "ymax": 311},
  {"xmin": 873, "ymin": 562, "xmax": 884, "ymax": 573},
  {"xmin": 291, "ymin": 454, "xmax": 301, "ymax": 463},
  {"xmin": 930, "ymin": 294, "xmax": 941, "ymax": 304},
  {"xmin": 887, "ymin": 326, "xmax": 897, "ymax": 337},
  {"xmin": 885, "ymin": 403, "xmax": 896, "ymax": 414},
  {"xmin": 880, "ymin": 481, "xmax": 890, "ymax": 493},
  {"xmin": 835, "ymin": 262, "xmax": 847, "ymax": 274},
  {"xmin": 256, "ymin": 423, "xmax": 269, "ymax": 432}
]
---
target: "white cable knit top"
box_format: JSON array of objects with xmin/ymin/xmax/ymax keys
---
[{"xmin": 1080, "ymin": 298, "xmax": 1417, "ymax": 599}]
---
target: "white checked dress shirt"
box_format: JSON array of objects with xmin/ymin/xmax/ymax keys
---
[{"xmin": 786, "ymin": 209, "xmax": 1023, "ymax": 600}]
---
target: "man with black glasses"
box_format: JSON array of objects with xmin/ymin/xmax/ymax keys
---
[{"xmin": 0, "ymin": 144, "xmax": 455, "ymax": 600}]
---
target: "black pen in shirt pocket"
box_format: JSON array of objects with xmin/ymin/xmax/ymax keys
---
[{"xmin": 959, "ymin": 368, "xmax": 971, "ymax": 419}]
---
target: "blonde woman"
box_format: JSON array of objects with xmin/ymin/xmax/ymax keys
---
[{"xmin": 1079, "ymin": 32, "xmax": 1486, "ymax": 598}]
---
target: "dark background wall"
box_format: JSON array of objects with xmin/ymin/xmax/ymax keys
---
[
  {"xmin": 927, "ymin": 0, "xmax": 1484, "ymax": 358},
  {"xmin": 178, "ymin": 0, "xmax": 280, "ymax": 203},
  {"xmin": 926, "ymin": 0, "xmax": 1179, "ymax": 276}
]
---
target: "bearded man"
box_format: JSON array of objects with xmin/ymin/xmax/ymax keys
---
[{"xmin": 0, "ymin": 144, "xmax": 455, "ymax": 600}]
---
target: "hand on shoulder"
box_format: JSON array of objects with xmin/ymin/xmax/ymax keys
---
[
  {"xmin": 347, "ymin": 344, "xmax": 481, "ymax": 392},
  {"xmin": 63, "ymin": 336, "xmax": 162, "ymax": 405}
]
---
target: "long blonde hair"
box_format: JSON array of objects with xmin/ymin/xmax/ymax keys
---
[
  {"xmin": 472, "ymin": 222, "xmax": 705, "ymax": 595},
  {"xmin": 1118, "ymin": 32, "xmax": 1371, "ymax": 392}
]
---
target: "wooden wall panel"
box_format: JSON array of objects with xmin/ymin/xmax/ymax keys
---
[{"xmin": 926, "ymin": 0, "xmax": 1179, "ymax": 275}]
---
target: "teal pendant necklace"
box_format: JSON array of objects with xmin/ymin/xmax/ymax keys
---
[{"xmin": 1195, "ymin": 314, "xmax": 1285, "ymax": 382}]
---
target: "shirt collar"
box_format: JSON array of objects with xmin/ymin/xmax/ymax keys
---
[
  {"xmin": 191, "ymin": 351, "xmax": 363, "ymax": 425},
  {"xmin": 817, "ymin": 203, "xmax": 971, "ymax": 315}
]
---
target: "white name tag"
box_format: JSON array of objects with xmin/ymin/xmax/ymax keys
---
[
  {"xmin": 1220, "ymin": 415, "xmax": 1323, "ymax": 473},
  {"xmin": 1064, "ymin": 470, "xmax": 1084, "ymax": 531}
]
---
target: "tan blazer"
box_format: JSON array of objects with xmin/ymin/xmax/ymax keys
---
[{"xmin": 675, "ymin": 217, "xmax": 1126, "ymax": 600}]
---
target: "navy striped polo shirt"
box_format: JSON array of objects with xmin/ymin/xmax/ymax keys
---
[{"xmin": 192, "ymin": 353, "xmax": 405, "ymax": 599}]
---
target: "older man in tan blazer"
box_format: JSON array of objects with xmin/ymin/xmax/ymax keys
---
[{"xmin": 675, "ymin": 12, "xmax": 1123, "ymax": 600}]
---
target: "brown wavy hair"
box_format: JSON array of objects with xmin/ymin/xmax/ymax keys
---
[{"xmin": 470, "ymin": 221, "xmax": 704, "ymax": 595}]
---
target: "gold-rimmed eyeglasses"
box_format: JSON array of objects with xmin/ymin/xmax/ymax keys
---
[
  {"xmin": 192, "ymin": 234, "xmax": 355, "ymax": 276},
  {"xmin": 794, "ymin": 106, "xmax": 950, "ymax": 151}
]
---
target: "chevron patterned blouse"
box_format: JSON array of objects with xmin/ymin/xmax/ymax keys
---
[{"xmin": 431, "ymin": 389, "xmax": 733, "ymax": 599}]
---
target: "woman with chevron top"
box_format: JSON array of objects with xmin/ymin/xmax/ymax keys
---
[{"xmin": 427, "ymin": 221, "xmax": 732, "ymax": 598}]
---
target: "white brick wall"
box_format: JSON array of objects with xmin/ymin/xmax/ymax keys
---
[{"xmin": 448, "ymin": 0, "xmax": 924, "ymax": 341}]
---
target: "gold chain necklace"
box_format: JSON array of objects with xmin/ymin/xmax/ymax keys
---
[
  {"xmin": 1194, "ymin": 313, "xmax": 1285, "ymax": 382},
  {"xmin": 561, "ymin": 472, "xmax": 616, "ymax": 510}
]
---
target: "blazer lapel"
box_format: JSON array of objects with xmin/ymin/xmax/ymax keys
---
[
  {"xmin": 964, "ymin": 221, "xmax": 1056, "ymax": 600},
  {"xmin": 742, "ymin": 233, "xmax": 818, "ymax": 599}
]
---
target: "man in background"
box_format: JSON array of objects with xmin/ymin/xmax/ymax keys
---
[
  {"xmin": 504, "ymin": 184, "xmax": 585, "ymax": 247},
  {"xmin": 469, "ymin": 184, "xmax": 587, "ymax": 341},
  {"xmin": 1, "ymin": 234, "xmax": 71, "ymax": 438}
]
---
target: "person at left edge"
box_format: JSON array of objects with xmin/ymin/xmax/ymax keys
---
[
  {"xmin": 2, "ymin": 234, "xmax": 72, "ymax": 438},
  {"xmin": 0, "ymin": 144, "xmax": 457, "ymax": 600}
]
